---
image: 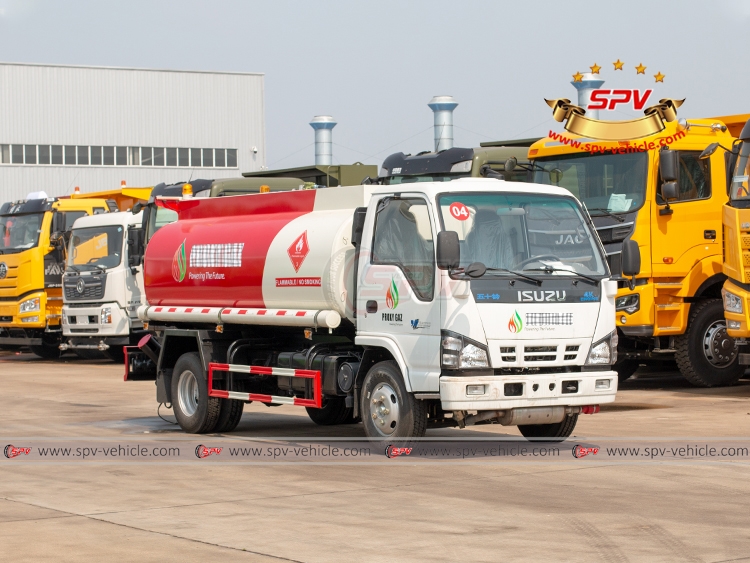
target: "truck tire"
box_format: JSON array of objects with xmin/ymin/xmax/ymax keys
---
[
  {"xmin": 518, "ymin": 413, "xmax": 578, "ymax": 442},
  {"xmin": 214, "ymin": 399, "xmax": 244, "ymax": 433},
  {"xmin": 30, "ymin": 334, "xmax": 62, "ymax": 360},
  {"xmin": 614, "ymin": 360, "xmax": 639, "ymax": 383},
  {"xmin": 306, "ymin": 397, "xmax": 352, "ymax": 426},
  {"xmin": 360, "ymin": 360, "xmax": 426, "ymax": 439},
  {"xmin": 171, "ymin": 352, "xmax": 221, "ymax": 433},
  {"xmin": 675, "ymin": 299, "xmax": 743, "ymax": 387},
  {"xmin": 104, "ymin": 346, "xmax": 125, "ymax": 363}
]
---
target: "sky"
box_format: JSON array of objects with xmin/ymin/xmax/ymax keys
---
[{"xmin": 0, "ymin": 0, "xmax": 748, "ymax": 170}]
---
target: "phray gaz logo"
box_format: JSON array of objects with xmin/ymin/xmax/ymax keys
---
[
  {"xmin": 508, "ymin": 310, "xmax": 523, "ymax": 333},
  {"xmin": 172, "ymin": 240, "xmax": 187, "ymax": 282}
]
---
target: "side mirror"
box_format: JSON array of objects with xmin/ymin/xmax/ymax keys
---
[
  {"xmin": 350, "ymin": 207, "xmax": 367, "ymax": 247},
  {"xmin": 661, "ymin": 182, "xmax": 678, "ymax": 202},
  {"xmin": 504, "ymin": 157, "xmax": 517, "ymax": 173},
  {"xmin": 132, "ymin": 202, "xmax": 143, "ymax": 214},
  {"xmin": 621, "ymin": 239, "xmax": 641, "ymax": 290},
  {"xmin": 659, "ymin": 149, "xmax": 679, "ymax": 182},
  {"xmin": 127, "ymin": 228, "xmax": 145, "ymax": 269},
  {"xmin": 699, "ymin": 143, "xmax": 719, "ymax": 160},
  {"xmin": 549, "ymin": 168, "xmax": 563, "ymax": 184},
  {"xmin": 436, "ymin": 231, "xmax": 460, "ymax": 270},
  {"xmin": 50, "ymin": 232, "xmax": 64, "ymax": 245},
  {"xmin": 51, "ymin": 211, "xmax": 65, "ymax": 234}
]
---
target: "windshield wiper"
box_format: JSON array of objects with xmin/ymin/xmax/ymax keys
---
[
  {"xmin": 67, "ymin": 265, "xmax": 81, "ymax": 273},
  {"xmin": 483, "ymin": 267, "xmax": 542, "ymax": 285},
  {"xmin": 587, "ymin": 208, "xmax": 626, "ymax": 222},
  {"xmin": 523, "ymin": 265, "xmax": 599, "ymax": 284}
]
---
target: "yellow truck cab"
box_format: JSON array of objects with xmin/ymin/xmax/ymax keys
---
[
  {"xmin": 0, "ymin": 195, "xmax": 113, "ymax": 357},
  {"xmin": 529, "ymin": 116, "xmax": 747, "ymax": 387},
  {"xmin": 721, "ymin": 118, "xmax": 750, "ymax": 358}
]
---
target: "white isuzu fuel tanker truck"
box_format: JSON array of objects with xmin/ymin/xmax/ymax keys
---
[{"xmin": 128, "ymin": 178, "xmax": 640, "ymax": 439}]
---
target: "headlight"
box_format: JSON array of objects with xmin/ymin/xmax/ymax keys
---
[
  {"xmin": 586, "ymin": 331, "xmax": 618, "ymax": 365},
  {"xmin": 722, "ymin": 288, "xmax": 743, "ymax": 314},
  {"xmin": 449, "ymin": 160, "xmax": 473, "ymax": 173},
  {"xmin": 20, "ymin": 297, "xmax": 40, "ymax": 313},
  {"xmin": 441, "ymin": 331, "xmax": 490, "ymax": 369},
  {"xmin": 615, "ymin": 294, "xmax": 639, "ymax": 314},
  {"xmin": 100, "ymin": 307, "xmax": 112, "ymax": 324}
]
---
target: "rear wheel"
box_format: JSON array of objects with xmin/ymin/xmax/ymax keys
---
[
  {"xmin": 360, "ymin": 360, "xmax": 426, "ymax": 440},
  {"xmin": 171, "ymin": 352, "xmax": 220, "ymax": 433},
  {"xmin": 306, "ymin": 397, "xmax": 353, "ymax": 426},
  {"xmin": 675, "ymin": 299, "xmax": 743, "ymax": 387},
  {"xmin": 214, "ymin": 399, "xmax": 244, "ymax": 433},
  {"xmin": 518, "ymin": 413, "xmax": 578, "ymax": 442}
]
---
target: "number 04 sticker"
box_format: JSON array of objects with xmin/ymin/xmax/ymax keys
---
[{"xmin": 449, "ymin": 202, "xmax": 470, "ymax": 221}]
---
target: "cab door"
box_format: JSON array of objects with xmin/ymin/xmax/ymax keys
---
[
  {"xmin": 356, "ymin": 195, "xmax": 441, "ymax": 391},
  {"xmin": 651, "ymin": 150, "xmax": 721, "ymax": 279}
]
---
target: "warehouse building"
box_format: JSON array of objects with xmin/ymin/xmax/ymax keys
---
[{"xmin": 0, "ymin": 62, "xmax": 265, "ymax": 202}]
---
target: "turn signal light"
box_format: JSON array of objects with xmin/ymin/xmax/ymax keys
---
[
  {"xmin": 260, "ymin": 185, "xmax": 270, "ymax": 193},
  {"xmin": 663, "ymin": 257, "xmax": 673, "ymax": 264}
]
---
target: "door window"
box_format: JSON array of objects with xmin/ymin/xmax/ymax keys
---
[
  {"xmin": 372, "ymin": 198, "xmax": 435, "ymax": 301},
  {"xmin": 658, "ymin": 151, "xmax": 711, "ymax": 203}
]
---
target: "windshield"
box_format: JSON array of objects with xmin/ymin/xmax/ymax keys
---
[
  {"xmin": 0, "ymin": 213, "xmax": 44, "ymax": 253},
  {"xmin": 146, "ymin": 206, "xmax": 178, "ymax": 241},
  {"xmin": 438, "ymin": 192, "xmax": 607, "ymax": 276},
  {"xmin": 532, "ymin": 152, "xmax": 648, "ymax": 215},
  {"xmin": 731, "ymin": 141, "xmax": 750, "ymax": 202},
  {"xmin": 68, "ymin": 225, "xmax": 124, "ymax": 270}
]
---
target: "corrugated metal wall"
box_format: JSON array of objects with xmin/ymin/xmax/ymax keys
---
[{"xmin": 0, "ymin": 63, "xmax": 265, "ymax": 200}]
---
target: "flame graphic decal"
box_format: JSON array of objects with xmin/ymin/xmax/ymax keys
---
[
  {"xmin": 385, "ymin": 277, "xmax": 399, "ymax": 309},
  {"xmin": 172, "ymin": 240, "xmax": 187, "ymax": 282},
  {"xmin": 508, "ymin": 310, "xmax": 523, "ymax": 333}
]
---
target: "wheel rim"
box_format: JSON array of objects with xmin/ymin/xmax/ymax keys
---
[
  {"xmin": 177, "ymin": 370, "xmax": 200, "ymax": 417},
  {"xmin": 702, "ymin": 320, "xmax": 738, "ymax": 368},
  {"xmin": 369, "ymin": 383, "xmax": 400, "ymax": 436}
]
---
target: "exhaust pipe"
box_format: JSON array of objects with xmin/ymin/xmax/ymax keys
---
[
  {"xmin": 454, "ymin": 406, "xmax": 582, "ymax": 428},
  {"xmin": 138, "ymin": 333, "xmax": 161, "ymax": 364}
]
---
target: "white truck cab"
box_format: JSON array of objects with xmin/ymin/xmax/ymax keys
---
[{"xmin": 61, "ymin": 211, "xmax": 145, "ymax": 361}]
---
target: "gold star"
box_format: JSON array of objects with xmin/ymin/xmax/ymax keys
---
[
  {"xmin": 613, "ymin": 59, "xmax": 624, "ymax": 70},
  {"xmin": 590, "ymin": 63, "xmax": 601, "ymax": 74},
  {"xmin": 654, "ymin": 71, "xmax": 665, "ymax": 83},
  {"xmin": 635, "ymin": 63, "xmax": 647, "ymax": 74},
  {"xmin": 572, "ymin": 71, "xmax": 584, "ymax": 83}
]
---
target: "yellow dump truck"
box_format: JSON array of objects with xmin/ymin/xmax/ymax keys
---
[
  {"xmin": 529, "ymin": 115, "xmax": 748, "ymax": 387},
  {"xmin": 720, "ymin": 118, "xmax": 750, "ymax": 363},
  {"xmin": 0, "ymin": 188, "xmax": 150, "ymax": 358}
]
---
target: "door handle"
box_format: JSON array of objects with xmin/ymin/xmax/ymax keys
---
[
  {"xmin": 366, "ymin": 300, "xmax": 378, "ymax": 313},
  {"xmin": 704, "ymin": 230, "xmax": 716, "ymax": 240}
]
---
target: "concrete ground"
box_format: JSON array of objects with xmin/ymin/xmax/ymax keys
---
[{"xmin": 1, "ymin": 351, "xmax": 749, "ymax": 562}]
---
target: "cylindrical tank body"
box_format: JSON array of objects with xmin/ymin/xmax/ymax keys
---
[{"xmin": 144, "ymin": 189, "xmax": 359, "ymax": 321}]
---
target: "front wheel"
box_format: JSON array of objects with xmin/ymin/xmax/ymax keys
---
[
  {"xmin": 170, "ymin": 352, "xmax": 221, "ymax": 433},
  {"xmin": 360, "ymin": 360, "xmax": 426, "ymax": 440},
  {"xmin": 30, "ymin": 333, "xmax": 62, "ymax": 359},
  {"xmin": 675, "ymin": 299, "xmax": 743, "ymax": 387},
  {"xmin": 518, "ymin": 413, "xmax": 578, "ymax": 442}
]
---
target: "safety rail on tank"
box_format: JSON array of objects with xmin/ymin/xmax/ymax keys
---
[
  {"xmin": 208, "ymin": 363, "xmax": 322, "ymax": 408},
  {"xmin": 137, "ymin": 305, "xmax": 342, "ymax": 329}
]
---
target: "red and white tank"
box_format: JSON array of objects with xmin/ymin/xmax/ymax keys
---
[{"xmin": 143, "ymin": 186, "xmax": 371, "ymax": 326}]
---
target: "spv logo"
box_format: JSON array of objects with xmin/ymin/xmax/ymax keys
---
[
  {"xmin": 195, "ymin": 445, "xmax": 222, "ymax": 459},
  {"xmin": 385, "ymin": 445, "xmax": 412, "ymax": 458},
  {"xmin": 572, "ymin": 444, "xmax": 599, "ymax": 459},
  {"xmin": 588, "ymin": 89, "xmax": 652, "ymax": 111},
  {"xmin": 4, "ymin": 444, "xmax": 31, "ymax": 459}
]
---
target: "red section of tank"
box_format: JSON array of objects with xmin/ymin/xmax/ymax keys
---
[{"xmin": 145, "ymin": 191, "xmax": 317, "ymax": 307}]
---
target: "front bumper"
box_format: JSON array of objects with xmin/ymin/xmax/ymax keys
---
[
  {"xmin": 62, "ymin": 303, "xmax": 131, "ymax": 338},
  {"xmin": 0, "ymin": 292, "xmax": 49, "ymax": 329},
  {"xmin": 439, "ymin": 370, "xmax": 617, "ymax": 411}
]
